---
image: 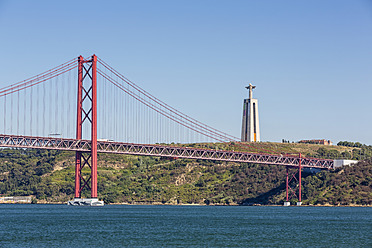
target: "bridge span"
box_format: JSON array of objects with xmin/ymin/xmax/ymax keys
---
[{"xmin": 0, "ymin": 134, "xmax": 334, "ymax": 169}]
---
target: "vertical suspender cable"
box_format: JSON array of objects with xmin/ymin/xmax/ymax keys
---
[
  {"xmin": 30, "ymin": 86, "xmax": 33, "ymax": 136},
  {"xmin": 43, "ymin": 82, "xmax": 45, "ymax": 136},
  {"xmin": 10, "ymin": 90, "xmax": 13, "ymax": 134},
  {"xmin": 56, "ymin": 75, "xmax": 59, "ymax": 136},
  {"xmin": 104, "ymin": 76, "xmax": 107, "ymax": 139},
  {"xmin": 115, "ymin": 76, "xmax": 118, "ymax": 140},
  {"xmin": 24, "ymin": 86, "xmax": 26, "ymax": 135},
  {"xmin": 49, "ymin": 78, "xmax": 53, "ymax": 135},
  {"xmin": 135, "ymin": 89, "xmax": 137, "ymax": 143},
  {"xmin": 4, "ymin": 95, "xmax": 6, "ymax": 133},
  {"xmin": 17, "ymin": 90, "xmax": 19, "ymax": 134},
  {"xmin": 36, "ymin": 79, "xmax": 39, "ymax": 136},
  {"xmin": 60, "ymin": 74, "xmax": 63, "ymax": 137}
]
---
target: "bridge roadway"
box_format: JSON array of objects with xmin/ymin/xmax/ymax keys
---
[{"xmin": 0, "ymin": 134, "xmax": 334, "ymax": 169}]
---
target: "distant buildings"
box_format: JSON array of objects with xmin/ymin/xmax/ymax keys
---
[
  {"xmin": 334, "ymin": 159, "xmax": 358, "ymax": 168},
  {"xmin": 0, "ymin": 196, "xmax": 31, "ymax": 203},
  {"xmin": 298, "ymin": 139, "xmax": 333, "ymax": 145}
]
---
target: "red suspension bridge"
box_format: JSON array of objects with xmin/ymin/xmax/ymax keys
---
[{"xmin": 0, "ymin": 55, "xmax": 334, "ymax": 205}]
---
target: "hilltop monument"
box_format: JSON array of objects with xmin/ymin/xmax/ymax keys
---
[{"xmin": 241, "ymin": 83, "xmax": 260, "ymax": 142}]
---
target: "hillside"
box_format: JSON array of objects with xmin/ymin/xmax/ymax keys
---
[
  {"xmin": 303, "ymin": 159, "xmax": 372, "ymax": 205},
  {"xmin": 0, "ymin": 142, "xmax": 371, "ymax": 206},
  {"xmin": 179, "ymin": 141, "xmax": 363, "ymax": 159}
]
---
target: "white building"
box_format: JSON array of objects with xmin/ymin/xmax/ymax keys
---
[{"xmin": 333, "ymin": 159, "xmax": 358, "ymax": 168}]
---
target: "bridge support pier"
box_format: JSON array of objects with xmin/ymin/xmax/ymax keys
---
[
  {"xmin": 73, "ymin": 55, "xmax": 99, "ymax": 202},
  {"xmin": 284, "ymin": 154, "xmax": 302, "ymax": 206}
]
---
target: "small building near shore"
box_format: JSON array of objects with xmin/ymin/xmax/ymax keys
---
[{"xmin": 0, "ymin": 196, "xmax": 32, "ymax": 203}]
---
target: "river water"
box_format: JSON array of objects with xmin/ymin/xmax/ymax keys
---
[{"xmin": 0, "ymin": 204, "xmax": 370, "ymax": 247}]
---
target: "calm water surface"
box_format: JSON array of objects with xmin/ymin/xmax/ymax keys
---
[{"xmin": 0, "ymin": 204, "xmax": 371, "ymax": 247}]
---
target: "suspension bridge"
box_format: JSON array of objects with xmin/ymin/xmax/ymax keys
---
[{"xmin": 0, "ymin": 55, "xmax": 333, "ymax": 205}]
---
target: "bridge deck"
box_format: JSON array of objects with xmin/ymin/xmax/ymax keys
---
[{"xmin": 0, "ymin": 134, "xmax": 334, "ymax": 169}]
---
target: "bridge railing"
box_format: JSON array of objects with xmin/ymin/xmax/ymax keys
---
[{"xmin": 0, "ymin": 134, "xmax": 334, "ymax": 169}]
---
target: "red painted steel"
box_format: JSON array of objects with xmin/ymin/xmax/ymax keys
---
[
  {"xmin": 91, "ymin": 55, "xmax": 98, "ymax": 198},
  {"xmin": 286, "ymin": 168, "xmax": 298, "ymax": 202},
  {"xmin": 72, "ymin": 55, "xmax": 98, "ymax": 199},
  {"xmin": 76, "ymin": 56, "xmax": 83, "ymax": 140},
  {"xmin": 75, "ymin": 56, "xmax": 83, "ymax": 198},
  {"xmin": 0, "ymin": 134, "xmax": 334, "ymax": 169},
  {"xmin": 285, "ymin": 153, "xmax": 303, "ymax": 203},
  {"xmin": 286, "ymin": 166, "xmax": 289, "ymax": 202}
]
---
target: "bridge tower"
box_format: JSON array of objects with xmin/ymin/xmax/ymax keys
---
[
  {"xmin": 69, "ymin": 55, "xmax": 103, "ymax": 206},
  {"xmin": 284, "ymin": 153, "xmax": 302, "ymax": 206},
  {"xmin": 241, "ymin": 83, "xmax": 260, "ymax": 142}
]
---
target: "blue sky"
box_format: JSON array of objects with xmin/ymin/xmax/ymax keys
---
[{"xmin": 0, "ymin": 0, "xmax": 371, "ymax": 144}]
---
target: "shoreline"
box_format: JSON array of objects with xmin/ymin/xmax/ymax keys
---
[{"xmin": 1, "ymin": 201, "xmax": 371, "ymax": 207}]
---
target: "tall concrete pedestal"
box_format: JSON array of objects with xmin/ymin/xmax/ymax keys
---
[{"xmin": 241, "ymin": 83, "xmax": 260, "ymax": 142}]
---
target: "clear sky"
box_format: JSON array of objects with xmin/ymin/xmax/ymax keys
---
[{"xmin": 0, "ymin": 0, "xmax": 371, "ymax": 144}]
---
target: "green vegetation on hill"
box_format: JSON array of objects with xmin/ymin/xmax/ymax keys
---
[
  {"xmin": 303, "ymin": 159, "xmax": 372, "ymax": 205},
  {"xmin": 0, "ymin": 142, "xmax": 371, "ymax": 205},
  {"xmin": 189, "ymin": 141, "xmax": 364, "ymax": 160},
  {"xmin": 0, "ymin": 149, "xmax": 75, "ymax": 200},
  {"xmin": 336, "ymin": 141, "xmax": 372, "ymax": 160}
]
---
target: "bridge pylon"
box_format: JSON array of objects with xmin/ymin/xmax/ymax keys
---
[
  {"xmin": 72, "ymin": 55, "xmax": 100, "ymax": 203},
  {"xmin": 284, "ymin": 153, "xmax": 302, "ymax": 206}
]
